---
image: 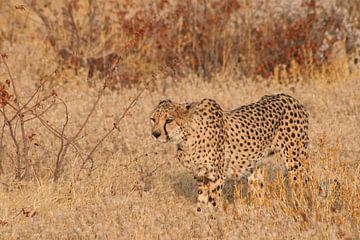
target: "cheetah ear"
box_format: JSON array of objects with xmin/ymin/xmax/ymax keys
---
[{"xmin": 158, "ymin": 99, "xmax": 172, "ymax": 105}]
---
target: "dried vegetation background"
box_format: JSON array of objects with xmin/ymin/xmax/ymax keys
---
[{"xmin": 0, "ymin": 0, "xmax": 359, "ymax": 239}]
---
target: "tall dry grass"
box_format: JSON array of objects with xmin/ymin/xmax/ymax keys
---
[
  {"xmin": 0, "ymin": 0, "xmax": 360, "ymax": 239},
  {"xmin": 0, "ymin": 75, "xmax": 359, "ymax": 239}
]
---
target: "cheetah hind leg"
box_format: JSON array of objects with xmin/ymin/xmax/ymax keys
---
[
  {"xmin": 248, "ymin": 167, "xmax": 265, "ymax": 204},
  {"xmin": 196, "ymin": 177, "xmax": 224, "ymax": 212},
  {"xmin": 280, "ymin": 140, "xmax": 317, "ymax": 208},
  {"xmin": 281, "ymin": 141, "xmax": 310, "ymax": 189}
]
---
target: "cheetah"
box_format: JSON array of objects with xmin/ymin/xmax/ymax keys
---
[{"xmin": 150, "ymin": 94, "xmax": 310, "ymax": 211}]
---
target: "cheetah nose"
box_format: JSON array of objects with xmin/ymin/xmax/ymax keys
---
[{"xmin": 152, "ymin": 131, "xmax": 161, "ymax": 139}]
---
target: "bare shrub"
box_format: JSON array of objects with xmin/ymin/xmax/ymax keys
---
[
  {"xmin": 30, "ymin": 1, "xmax": 131, "ymax": 87},
  {"xmin": 0, "ymin": 54, "xmax": 58, "ymax": 179},
  {"xmin": 112, "ymin": 0, "xmax": 360, "ymax": 81},
  {"xmin": 0, "ymin": 53, "xmax": 152, "ymax": 181},
  {"xmin": 118, "ymin": 0, "xmax": 241, "ymax": 79},
  {"xmin": 20, "ymin": 0, "xmax": 359, "ymax": 85}
]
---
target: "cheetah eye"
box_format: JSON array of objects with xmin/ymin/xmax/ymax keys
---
[
  {"xmin": 165, "ymin": 118, "xmax": 174, "ymax": 124},
  {"xmin": 150, "ymin": 118, "xmax": 155, "ymax": 123}
]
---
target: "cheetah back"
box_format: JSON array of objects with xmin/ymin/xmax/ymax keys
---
[{"xmin": 223, "ymin": 93, "xmax": 309, "ymax": 180}]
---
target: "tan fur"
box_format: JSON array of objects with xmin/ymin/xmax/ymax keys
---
[{"xmin": 150, "ymin": 94, "xmax": 310, "ymax": 211}]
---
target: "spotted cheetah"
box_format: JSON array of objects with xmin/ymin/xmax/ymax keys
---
[{"xmin": 150, "ymin": 94, "xmax": 309, "ymax": 211}]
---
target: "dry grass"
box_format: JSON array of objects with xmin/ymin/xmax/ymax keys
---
[
  {"xmin": 1, "ymin": 0, "xmax": 360, "ymax": 239},
  {"xmin": 0, "ymin": 73, "xmax": 359, "ymax": 239}
]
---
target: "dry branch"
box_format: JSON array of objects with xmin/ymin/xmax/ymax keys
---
[
  {"xmin": 53, "ymin": 97, "xmax": 69, "ymax": 181},
  {"xmin": 0, "ymin": 109, "xmax": 21, "ymax": 178},
  {"xmin": 77, "ymin": 76, "xmax": 155, "ymax": 179},
  {"xmin": 0, "ymin": 120, "xmax": 6, "ymax": 174},
  {"xmin": 1, "ymin": 57, "xmax": 29, "ymax": 179},
  {"xmin": 52, "ymin": 83, "xmax": 104, "ymax": 181},
  {"xmin": 0, "ymin": 55, "xmax": 61, "ymax": 180}
]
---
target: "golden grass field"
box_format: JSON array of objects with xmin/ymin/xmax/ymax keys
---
[{"xmin": 1, "ymin": 0, "xmax": 360, "ymax": 239}]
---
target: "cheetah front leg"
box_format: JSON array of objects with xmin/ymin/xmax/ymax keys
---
[
  {"xmin": 248, "ymin": 167, "xmax": 265, "ymax": 204},
  {"xmin": 196, "ymin": 178, "xmax": 209, "ymax": 212},
  {"xmin": 196, "ymin": 176, "xmax": 224, "ymax": 212},
  {"xmin": 208, "ymin": 176, "xmax": 224, "ymax": 208}
]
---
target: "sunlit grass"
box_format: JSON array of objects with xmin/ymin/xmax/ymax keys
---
[{"xmin": 0, "ymin": 0, "xmax": 359, "ymax": 239}]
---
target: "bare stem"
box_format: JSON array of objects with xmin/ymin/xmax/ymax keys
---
[
  {"xmin": 0, "ymin": 120, "xmax": 5, "ymax": 175},
  {"xmin": 2, "ymin": 58, "xmax": 31, "ymax": 180},
  {"xmin": 53, "ymin": 98, "xmax": 69, "ymax": 181},
  {"xmin": 73, "ymin": 87, "xmax": 103, "ymax": 142},
  {"xmin": 23, "ymin": 106, "xmax": 86, "ymax": 165},
  {"xmin": 9, "ymin": 68, "xmax": 58, "ymax": 122},
  {"xmin": 0, "ymin": 109, "xmax": 21, "ymax": 178},
  {"xmin": 77, "ymin": 76, "xmax": 154, "ymax": 179}
]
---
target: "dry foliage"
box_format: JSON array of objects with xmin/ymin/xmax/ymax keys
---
[{"xmin": 2, "ymin": 0, "xmax": 357, "ymax": 87}]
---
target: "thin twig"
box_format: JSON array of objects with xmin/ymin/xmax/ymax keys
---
[
  {"xmin": 52, "ymin": 84, "xmax": 104, "ymax": 181},
  {"xmin": 53, "ymin": 97, "xmax": 69, "ymax": 181},
  {"xmin": 21, "ymin": 93, "xmax": 55, "ymax": 115},
  {"xmin": 140, "ymin": 162, "xmax": 167, "ymax": 182},
  {"xmin": 9, "ymin": 68, "xmax": 58, "ymax": 122},
  {"xmin": 0, "ymin": 109, "xmax": 21, "ymax": 178},
  {"xmin": 13, "ymin": 99, "xmax": 87, "ymax": 168},
  {"xmin": 24, "ymin": 107, "xmax": 86, "ymax": 163},
  {"xmin": 0, "ymin": 117, "xmax": 6, "ymax": 174},
  {"xmin": 77, "ymin": 76, "xmax": 154, "ymax": 179},
  {"xmin": 2, "ymin": 57, "xmax": 30, "ymax": 180},
  {"xmin": 72, "ymin": 87, "xmax": 103, "ymax": 142},
  {"xmin": 23, "ymin": 98, "xmax": 56, "ymax": 123}
]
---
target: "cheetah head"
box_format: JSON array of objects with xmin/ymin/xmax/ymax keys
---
[{"xmin": 150, "ymin": 99, "xmax": 191, "ymax": 144}]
